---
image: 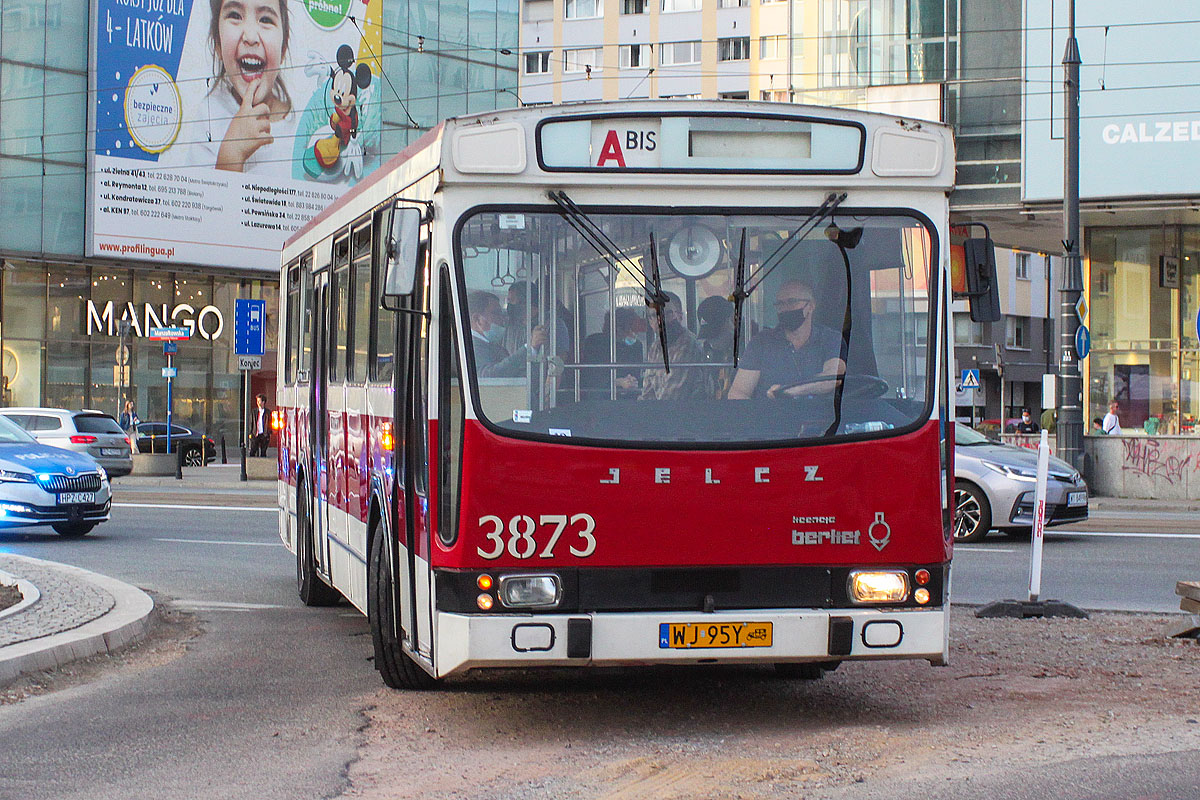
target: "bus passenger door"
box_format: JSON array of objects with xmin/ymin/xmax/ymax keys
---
[{"xmin": 309, "ymin": 270, "xmax": 333, "ymax": 580}]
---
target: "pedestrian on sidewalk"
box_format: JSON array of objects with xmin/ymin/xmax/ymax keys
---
[
  {"xmin": 249, "ymin": 394, "xmax": 272, "ymax": 457},
  {"xmin": 1016, "ymin": 408, "xmax": 1039, "ymax": 434},
  {"xmin": 1102, "ymin": 400, "xmax": 1121, "ymax": 435},
  {"xmin": 119, "ymin": 399, "xmax": 140, "ymax": 453}
]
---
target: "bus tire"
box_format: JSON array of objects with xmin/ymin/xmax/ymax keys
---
[
  {"xmin": 369, "ymin": 515, "xmax": 438, "ymax": 690},
  {"xmin": 296, "ymin": 484, "xmax": 340, "ymax": 607},
  {"xmin": 774, "ymin": 662, "xmax": 828, "ymax": 680}
]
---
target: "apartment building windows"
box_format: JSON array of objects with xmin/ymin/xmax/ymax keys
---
[
  {"xmin": 619, "ymin": 44, "xmax": 651, "ymax": 68},
  {"xmin": 660, "ymin": 40, "xmax": 702, "ymax": 65},
  {"xmin": 759, "ymin": 35, "xmax": 786, "ymax": 60},
  {"xmin": 661, "ymin": 0, "xmax": 701, "ymax": 12},
  {"xmin": 718, "ymin": 37, "xmax": 750, "ymax": 61},
  {"xmin": 564, "ymin": 48, "xmax": 602, "ymax": 72},
  {"xmin": 954, "ymin": 313, "xmax": 984, "ymax": 346},
  {"xmin": 760, "ymin": 88, "xmax": 789, "ymax": 102},
  {"xmin": 1015, "ymin": 252, "xmax": 1030, "ymax": 280},
  {"xmin": 1006, "ymin": 317, "xmax": 1030, "ymax": 350},
  {"xmin": 524, "ymin": 51, "xmax": 551, "ymax": 74},
  {"xmin": 565, "ymin": 0, "xmax": 601, "ymax": 19},
  {"xmin": 717, "ymin": 0, "xmax": 749, "ymax": 7},
  {"xmin": 622, "ymin": 0, "xmax": 648, "ymax": 12}
]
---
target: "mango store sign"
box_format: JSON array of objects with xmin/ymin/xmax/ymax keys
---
[{"xmin": 86, "ymin": 300, "xmax": 224, "ymax": 340}]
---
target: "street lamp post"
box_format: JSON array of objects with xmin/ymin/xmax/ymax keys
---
[{"xmin": 1057, "ymin": 0, "xmax": 1084, "ymax": 470}]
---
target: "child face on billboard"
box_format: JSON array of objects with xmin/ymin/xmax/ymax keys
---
[{"xmin": 217, "ymin": 0, "xmax": 285, "ymax": 103}]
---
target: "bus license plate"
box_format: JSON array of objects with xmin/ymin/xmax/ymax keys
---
[
  {"xmin": 58, "ymin": 492, "xmax": 94, "ymax": 505},
  {"xmin": 659, "ymin": 622, "xmax": 772, "ymax": 649},
  {"xmin": 1067, "ymin": 491, "xmax": 1087, "ymax": 507}
]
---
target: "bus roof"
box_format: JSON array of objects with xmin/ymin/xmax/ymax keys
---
[{"xmin": 284, "ymin": 100, "xmax": 953, "ymax": 255}]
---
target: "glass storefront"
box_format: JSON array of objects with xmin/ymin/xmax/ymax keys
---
[
  {"xmin": 1087, "ymin": 226, "xmax": 1197, "ymax": 435},
  {"xmin": 1, "ymin": 260, "xmax": 276, "ymax": 447}
]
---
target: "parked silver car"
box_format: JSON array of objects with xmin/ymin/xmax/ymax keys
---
[
  {"xmin": 0, "ymin": 408, "xmax": 134, "ymax": 477},
  {"xmin": 954, "ymin": 423, "xmax": 1088, "ymax": 542}
]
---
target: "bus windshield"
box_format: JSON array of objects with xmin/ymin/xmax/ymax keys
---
[{"xmin": 456, "ymin": 208, "xmax": 934, "ymax": 446}]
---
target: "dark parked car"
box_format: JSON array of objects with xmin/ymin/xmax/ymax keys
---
[{"xmin": 134, "ymin": 423, "xmax": 216, "ymax": 466}]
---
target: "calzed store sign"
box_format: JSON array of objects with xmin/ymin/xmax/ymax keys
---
[{"xmin": 85, "ymin": 300, "xmax": 225, "ymax": 340}]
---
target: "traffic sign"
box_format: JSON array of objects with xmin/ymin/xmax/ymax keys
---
[
  {"xmin": 112, "ymin": 365, "xmax": 130, "ymax": 386},
  {"xmin": 238, "ymin": 354, "xmax": 262, "ymax": 371},
  {"xmin": 235, "ymin": 299, "xmax": 266, "ymax": 357},
  {"xmin": 149, "ymin": 326, "xmax": 191, "ymax": 341},
  {"xmin": 1075, "ymin": 295, "xmax": 1088, "ymax": 325},
  {"xmin": 116, "ymin": 344, "xmax": 130, "ymax": 366},
  {"xmin": 1075, "ymin": 324, "xmax": 1091, "ymax": 360},
  {"xmin": 960, "ymin": 368, "xmax": 981, "ymax": 390},
  {"xmin": 163, "ymin": 340, "xmax": 178, "ymax": 355},
  {"xmin": 162, "ymin": 366, "xmax": 177, "ymax": 378}
]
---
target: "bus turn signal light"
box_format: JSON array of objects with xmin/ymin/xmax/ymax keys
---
[
  {"xmin": 914, "ymin": 588, "xmax": 931, "ymax": 605},
  {"xmin": 476, "ymin": 593, "xmax": 494, "ymax": 611},
  {"xmin": 380, "ymin": 421, "xmax": 395, "ymax": 451},
  {"xmin": 476, "ymin": 574, "xmax": 493, "ymax": 591},
  {"xmin": 914, "ymin": 569, "xmax": 931, "ymax": 586},
  {"xmin": 848, "ymin": 570, "xmax": 910, "ymax": 604},
  {"xmin": 270, "ymin": 410, "xmax": 285, "ymax": 431}
]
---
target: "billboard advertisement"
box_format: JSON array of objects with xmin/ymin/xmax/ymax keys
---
[
  {"xmin": 88, "ymin": 0, "xmax": 384, "ymax": 270},
  {"xmin": 1024, "ymin": 1, "xmax": 1200, "ymax": 202}
]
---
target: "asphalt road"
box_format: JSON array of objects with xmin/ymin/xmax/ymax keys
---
[
  {"xmin": 0, "ymin": 502, "xmax": 376, "ymax": 800},
  {"xmin": 952, "ymin": 509, "xmax": 1200, "ymax": 612}
]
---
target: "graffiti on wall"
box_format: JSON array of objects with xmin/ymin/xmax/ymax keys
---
[{"xmin": 1122, "ymin": 438, "xmax": 1191, "ymax": 484}]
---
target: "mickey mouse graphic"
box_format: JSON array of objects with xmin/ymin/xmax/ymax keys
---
[{"xmin": 313, "ymin": 44, "xmax": 372, "ymax": 175}]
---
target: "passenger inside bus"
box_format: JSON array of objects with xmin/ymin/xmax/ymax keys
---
[
  {"xmin": 579, "ymin": 307, "xmax": 645, "ymax": 400},
  {"xmin": 639, "ymin": 292, "xmax": 717, "ymax": 401},
  {"xmin": 727, "ymin": 279, "xmax": 846, "ymax": 400},
  {"xmin": 468, "ymin": 290, "xmax": 547, "ymax": 377}
]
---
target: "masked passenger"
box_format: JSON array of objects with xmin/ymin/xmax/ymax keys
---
[{"xmin": 640, "ymin": 292, "xmax": 716, "ymax": 401}]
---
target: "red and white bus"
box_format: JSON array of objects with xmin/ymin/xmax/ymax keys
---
[{"xmin": 277, "ymin": 101, "xmax": 992, "ymax": 689}]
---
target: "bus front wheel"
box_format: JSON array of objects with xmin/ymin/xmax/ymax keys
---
[
  {"xmin": 296, "ymin": 484, "xmax": 340, "ymax": 607},
  {"xmin": 369, "ymin": 516, "xmax": 438, "ymax": 690}
]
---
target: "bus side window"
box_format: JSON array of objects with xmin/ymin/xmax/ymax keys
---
[
  {"xmin": 331, "ymin": 234, "xmax": 350, "ymax": 383},
  {"xmin": 437, "ymin": 268, "xmax": 465, "ymax": 546},
  {"xmin": 285, "ymin": 261, "xmax": 300, "ymax": 383},
  {"xmin": 350, "ymin": 222, "xmax": 372, "ymax": 383},
  {"xmin": 298, "ymin": 252, "xmax": 313, "ymax": 381},
  {"xmin": 372, "ymin": 210, "xmax": 396, "ymax": 382}
]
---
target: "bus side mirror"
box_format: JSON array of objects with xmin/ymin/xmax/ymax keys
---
[
  {"xmin": 963, "ymin": 236, "xmax": 1001, "ymax": 323},
  {"xmin": 382, "ymin": 206, "xmax": 422, "ymax": 298}
]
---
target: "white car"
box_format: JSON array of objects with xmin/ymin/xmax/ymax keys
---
[
  {"xmin": 0, "ymin": 408, "xmax": 133, "ymax": 477},
  {"xmin": 0, "ymin": 414, "xmax": 112, "ymax": 537}
]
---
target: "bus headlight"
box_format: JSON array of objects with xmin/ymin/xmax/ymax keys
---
[
  {"xmin": 848, "ymin": 570, "xmax": 910, "ymax": 604},
  {"xmin": 498, "ymin": 574, "xmax": 561, "ymax": 608}
]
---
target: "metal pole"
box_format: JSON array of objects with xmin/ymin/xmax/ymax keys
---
[
  {"xmin": 166, "ymin": 352, "xmax": 173, "ymax": 455},
  {"xmin": 1057, "ymin": 0, "xmax": 1084, "ymax": 470},
  {"xmin": 239, "ymin": 370, "xmax": 248, "ymax": 482}
]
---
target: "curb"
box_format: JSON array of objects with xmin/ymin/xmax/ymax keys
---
[{"xmin": 0, "ymin": 556, "xmax": 155, "ymax": 685}]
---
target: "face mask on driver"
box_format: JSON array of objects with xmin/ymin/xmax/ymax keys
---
[
  {"xmin": 622, "ymin": 335, "xmax": 639, "ymax": 346},
  {"xmin": 777, "ymin": 307, "xmax": 808, "ymax": 332},
  {"xmin": 484, "ymin": 324, "xmax": 506, "ymax": 344}
]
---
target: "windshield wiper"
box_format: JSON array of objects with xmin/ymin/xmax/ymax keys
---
[
  {"xmin": 823, "ymin": 223, "xmax": 863, "ymax": 439},
  {"xmin": 548, "ymin": 190, "xmax": 671, "ymax": 374},
  {"xmin": 647, "ymin": 232, "xmax": 671, "ymax": 374},
  {"xmin": 742, "ymin": 192, "xmax": 846, "ymax": 298},
  {"xmin": 729, "ymin": 228, "xmax": 748, "ymax": 367}
]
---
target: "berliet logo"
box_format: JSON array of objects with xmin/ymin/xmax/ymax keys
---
[{"xmin": 86, "ymin": 300, "xmax": 225, "ymax": 340}]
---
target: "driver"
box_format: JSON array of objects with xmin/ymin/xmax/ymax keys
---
[{"xmin": 727, "ymin": 279, "xmax": 845, "ymax": 399}]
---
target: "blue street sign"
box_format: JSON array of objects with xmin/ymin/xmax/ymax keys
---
[
  {"xmin": 163, "ymin": 340, "xmax": 177, "ymax": 355},
  {"xmin": 235, "ymin": 298, "xmax": 266, "ymax": 357},
  {"xmin": 960, "ymin": 369, "xmax": 980, "ymax": 390},
  {"xmin": 1075, "ymin": 324, "xmax": 1091, "ymax": 360}
]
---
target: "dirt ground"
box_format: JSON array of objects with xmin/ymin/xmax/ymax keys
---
[
  {"xmin": 0, "ymin": 583, "xmax": 20, "ymax": 614},
  {"xmin": 340, "ymin": 607, "xmax": 1200, "ymax": 800}
]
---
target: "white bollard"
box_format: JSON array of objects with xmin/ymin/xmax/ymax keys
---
[{"xmin": 1028, "ymin": 429, "xmax": 1050, "ymax": 602}]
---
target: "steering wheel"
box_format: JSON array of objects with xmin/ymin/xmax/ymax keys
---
[{"xmin": 773, "ymin": 373, "xmax": 890, "ymax": 399}]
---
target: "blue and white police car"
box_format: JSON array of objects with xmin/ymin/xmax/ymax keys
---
[{"xmin": 0, "ymin": 414, "xmax": 111, "ymax": 537}]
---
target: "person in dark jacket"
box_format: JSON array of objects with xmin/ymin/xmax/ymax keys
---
[{"xmin": 249, "ymin": 394, "xmax": 272, "ymax": 456}]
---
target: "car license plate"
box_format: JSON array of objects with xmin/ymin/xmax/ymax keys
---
[
  {"xmin": 101, "ymin": 448, "xmax": 125, "ymax": 456},
  {"xmin": 1067, "ymin": 491, "xmax": 1087, "ymax": 507},
  {"xmin": 659, "ymin": 622, "xmax": 773, "ymax": 649},
  {"xmin": 57, "ymin": 492, "xmax": 94, "ymax": 505}
]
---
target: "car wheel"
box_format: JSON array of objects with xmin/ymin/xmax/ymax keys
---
[
  {"xmin": 369, "ymin": 513, "xmax": 438, "ymax": 690},
  {"xmin": 774, "ymin": 662, "xmax": 836, "ymax": 680},
  {"xmin": 183, "ymin": 447, "xmax": 204, "ymax": 467},
  {"xmin": 53, "ymin": 521, "xmax": 96, "ymax": 538},
  {"xmin": 954, "ymin": 483, "xmax": 992, "ymax": 543},
  {"xmin": 296, "ymin": 484, "xmax": 340, "ymax": 607}
]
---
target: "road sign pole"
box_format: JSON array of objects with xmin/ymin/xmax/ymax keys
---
[
  {"xmin": 166, "ymin": 352, "xmax": 173, "ymax": 455},
  {"xmin": 240, "ymin": 370, "xmax": 248, "ymax": 482},
  {"xmin": 1028, "ymin": 430, "xmax": 1050, "ymax": 601}
]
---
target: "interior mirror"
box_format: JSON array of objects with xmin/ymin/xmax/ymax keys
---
[
  {"xmin": 963, "ymin": 234, "xmax": 1001, "ymax": 323},
  {"xmin": 383, "ymin": 206, "xmax": 422, "ymax": 298}
]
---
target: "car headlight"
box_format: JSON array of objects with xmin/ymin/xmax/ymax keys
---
[
  {"xmin": 96, "ymin": 465, "xmax": 108, "ymax": 481},
  {"xmin": 848, "ymin": 570, "xmax": 910, "ymax": 604},
  {"xmin": 0, "ymin": 469, "xmax": 34, "ymax": 483},
  {"xmin": 498, "ymin": 574, "xmax": 561, "ymax": 608},
  {"xmin": 981, "ymin": 461, "xmax": 1037, "ymax": 481}
]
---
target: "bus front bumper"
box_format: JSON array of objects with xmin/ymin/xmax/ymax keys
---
[{"xmin": 434, "ymin": 607, "xmax": 948, "ymax": 677}]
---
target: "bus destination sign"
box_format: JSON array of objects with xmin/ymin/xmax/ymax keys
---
[{"xmin": 539, "ymin": 114, "xmax": 864, "ymax": 174}]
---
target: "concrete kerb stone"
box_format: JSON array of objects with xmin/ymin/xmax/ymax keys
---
[{"xmin": 0, "ymin": 554, "xmax": 154, "ymax": 685}]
